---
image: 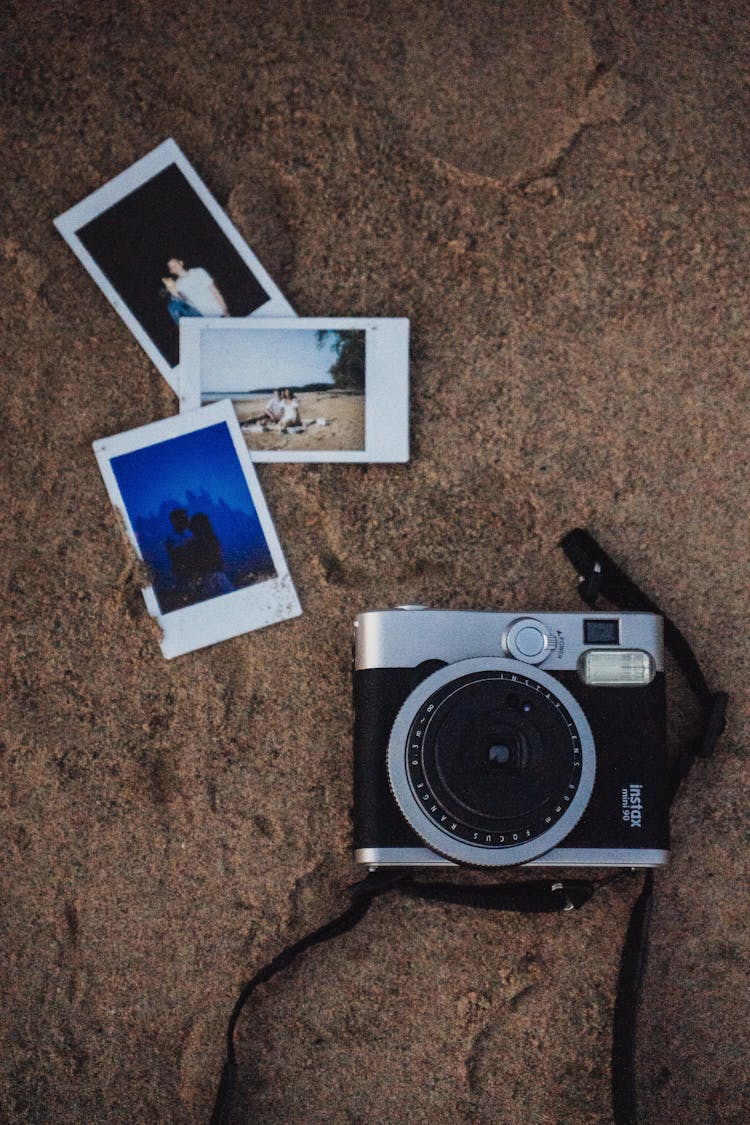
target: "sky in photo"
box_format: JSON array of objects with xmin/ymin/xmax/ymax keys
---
[
  {"xmin": 200, "ymin": 328, "xmax": 339, "ymax": 393},
  {"xmin": 110, "ymin": 422, "xmax": 256, "ymax": 520}
]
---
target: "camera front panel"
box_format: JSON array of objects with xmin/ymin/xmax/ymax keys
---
[
  {"xmin": 353, "ymin": 663, "xmax": 442, "ymax": 856},
  {"xmin": 353, "ymin": 609, "xmax": 669, "ymax": 869},
  {"xmin": 548, "ymin": 670, "xmax": 668, "ymax": 854}
]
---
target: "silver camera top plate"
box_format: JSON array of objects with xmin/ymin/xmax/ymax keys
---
[{"xmin": 354, "ymin": 609, "xmax": 663, "ymax": 673}]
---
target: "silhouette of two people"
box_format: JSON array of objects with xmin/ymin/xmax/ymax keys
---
[{"xmin": 166, "ymin": 508, "xmax": 233, "ymax": 604}]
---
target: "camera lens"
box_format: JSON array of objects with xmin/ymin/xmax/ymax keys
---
[
  {"xmin": 387, "ymin": 659, "xmax": 595, "ymax": 866},
  {"xmin": 427, "ymin": 678, "xmax": 573, "ymax": 829}
]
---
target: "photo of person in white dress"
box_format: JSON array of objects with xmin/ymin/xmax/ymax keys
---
[
  {"xmin": 58, "ymin": 151, "xmax": 283, "ymax": 375},
  {"xmin": 264, "ymin": 389, "xmax": 285, "ymax": 424},
  {"xmin": 164, "ymin": 258, "xmax": 229, "ymax": 318},
  {"xmin": 279, "ymin": 388, "xmax": 302, "ymax": 431}
]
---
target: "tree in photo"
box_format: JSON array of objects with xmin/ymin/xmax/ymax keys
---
[{"xmin": 316, "ymin": 329, "xmax": 365, "ymax": 390}]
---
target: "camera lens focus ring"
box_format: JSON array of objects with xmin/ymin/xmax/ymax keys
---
[{"xmin": 387, "ymin": 658, "xmax": 596, "ymax": 867}]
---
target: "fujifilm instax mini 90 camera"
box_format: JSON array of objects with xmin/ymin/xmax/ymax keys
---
[{"xmin": 353, "ymin": 609, "xmax": 669, "ymax": 869}]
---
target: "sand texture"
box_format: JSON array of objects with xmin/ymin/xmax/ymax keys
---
[
  {"xmin": 235, "ymin": 390, "xmax": 365, "ymax": 452},
  {"xmin": 1, "ymin": 2, "xmax": 748, "ymax": 1123}
]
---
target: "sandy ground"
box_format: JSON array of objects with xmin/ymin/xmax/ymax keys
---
[
  {"xmin": 1, "ymin": 3, "xmax": 748, "ymax": 1124},
  {"xmin": 234, "ymin": 390, "xmax": 365, "ymax": 453}
]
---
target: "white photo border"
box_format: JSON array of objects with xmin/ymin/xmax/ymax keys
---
[
  {"xmin": 55, "ymin": 138, "xmax": 296, "ymax": 394},
  {"xmin": 178, "ymin": 316, "xmax": 410, "ymax": 463},
  {"xmin": 93, "ymin": 399, "xmax": 302, "ymax": 659}
]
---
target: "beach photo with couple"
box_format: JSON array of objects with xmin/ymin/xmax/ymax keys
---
[
  {"xmin": 179, "ymin": 316, "xmax": 410, "ymax": 463},
  {"xmin": 183, "ymin": 324, "xmax": 367, "ymax": 455}
]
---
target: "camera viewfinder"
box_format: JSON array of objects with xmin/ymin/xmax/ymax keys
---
[{"xmin": 583, "ymin": 619, "xmax": 619, "ymax": 645}]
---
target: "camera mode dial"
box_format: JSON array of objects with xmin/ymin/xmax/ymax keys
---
[{"xmin": 504, "ymin": 618, "xmax": 557, "ymax": 664}]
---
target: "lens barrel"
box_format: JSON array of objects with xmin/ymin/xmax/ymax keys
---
[{"xmin": 387, "ymin": 658, "xmax": 596, "ymax": 866}]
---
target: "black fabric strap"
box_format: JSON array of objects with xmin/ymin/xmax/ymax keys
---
[
  {"xmin": 210, "ymin": 875, "xmax": 397, "ymax": 1125},
  {"xmin": 611, "ymin": 871, "xmax": 654, "ymax": 1125},
  {"xmin": 559, "ymin": 528, "xmax": 728, "ymax": 1125},
  {"xmin": 210, "ymin": 871, "xmax": 606, "ymax": 1125},
  {"xmin": 211, "ymin": 529, "xmax": 728, "ymax": 1125}
]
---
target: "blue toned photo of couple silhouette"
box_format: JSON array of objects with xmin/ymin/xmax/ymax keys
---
[
  {"xmin": 108, "ymin": 421, "xmax": 278, "ymax": 616},
  {"xmin": 165, "ymin": 507, "xmax": 234, "ymax": 607}
]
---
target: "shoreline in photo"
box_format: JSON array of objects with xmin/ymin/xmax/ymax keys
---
[{"xmin": 179, "ymin": 316, "xmax": 409, "ymax": 463}]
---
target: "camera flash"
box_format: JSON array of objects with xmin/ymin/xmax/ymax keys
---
[{"xmin": 578, "ymin": 649, "xmax": 655, "ymax": 686}]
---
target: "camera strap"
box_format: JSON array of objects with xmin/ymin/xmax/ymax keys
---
[
  {"xmin": 211, "ymin": 529, "xmax": 728, "ymax": 1125},
  {"xmin": 558, "ymin": 528, "xmax": 728, "ymax": 1123}
]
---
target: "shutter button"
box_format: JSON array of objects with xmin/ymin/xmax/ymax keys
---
[
  {"xmin": 504, "ymin": 618, "xmax": 556, "ymax": 664},
  {"xmin": 516, "ymin": 626, "xmax": 545, "ymax": 657}
]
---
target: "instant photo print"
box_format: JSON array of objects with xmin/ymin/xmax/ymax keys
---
[
  {"xmin": 179, "ymin": 317, "xmax": 410, "ymax": 463},
  {"xmin": 93, "ymin": 400, "xmax": 301, "ymax": 658},
  {"xmin": 55, "ymin": 139, "xmax": 295, "ymax": 393}
]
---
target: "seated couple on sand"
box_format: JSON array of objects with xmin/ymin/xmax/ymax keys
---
[{"xmin": 246, "ymin": 388, "xmax": 304, "ymax": 433}]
